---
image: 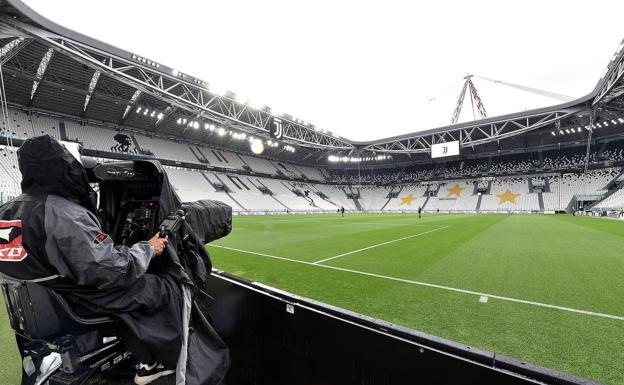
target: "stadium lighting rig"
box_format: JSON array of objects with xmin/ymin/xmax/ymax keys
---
[
  {"xmin": 551, "ymin": 117, "xmax": 624, "ymax": 136},
  {"xmin": 231, "ymin": 132, "xmax": 247, "ymax": 140},
  {"xmin": 135, "ymin": 106, "xmax": 165, "ymax": 121},
  {"xmin": 328, "ymin": 154, "xmax": 391, "ymax": 163},
  {"xmin": 177, "ymin": 117, "xmax": 220, "ymax": 132},
  {"xmin": 170, "ymin": 116, "xmax": 295, "ymax": 154},
  {"xmin": 192, "ymin": 78, "xmax": 207, "ymax": 86},
  {"xmin": 122, "ymin": 90, "xmax": 143, "ymax": 120},
  {"xmin": 250, "ymin": 138, "xmax": 264, "ymax": 155},
  {"xmin": 131, "ymin": 54, "xmax": 160, "ymax": 68},
  {"xmin": 136, "ymin": 51, "xmax": 338, "ymax": 149}
]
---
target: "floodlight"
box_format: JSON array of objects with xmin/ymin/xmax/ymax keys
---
[{"xmin": 250, "ymin": 139, "xmax": 264, "ymax": 155}]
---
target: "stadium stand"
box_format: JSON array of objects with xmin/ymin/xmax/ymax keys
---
[
  {"xmin": 544, "ymin": 169, "xmax": 620, "ymax": 211},
  {"xmin": 478, "ymin": 177, "xmax": 536, "ymax": 212},
  {"xmin": 595, "ymin": 186, "xmax": 624, "ymax": 210},
  {"xmin": 0, "ymin": 31, "xmax": 623, "ymax": 218},
  {"xmin": 383, "ymin": 184, "xmax": 429, "ymax": 211},
  {"xmin": 425, "ymin": 180, "xmax": 480, "ymax": 212},
  {"xmin": 3, "ymin": 109, "xmax": 624, "ymax": 215},
  {"xmin": 0, "ymin": 146, "xmax": 21, "ymax": 204}
]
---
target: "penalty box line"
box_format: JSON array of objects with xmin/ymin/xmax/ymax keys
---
[
  {"xmin": 210, "ymin": 244, "xmax": 624, "ymax": 322},
  {"xmin": 311, "ymin": 226, "xmax": 449, "ymax": 264}
]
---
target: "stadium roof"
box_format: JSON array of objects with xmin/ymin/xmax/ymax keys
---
[{"xmin": 1, "ymin": 0, "xmax": 624, "ymax": 165}]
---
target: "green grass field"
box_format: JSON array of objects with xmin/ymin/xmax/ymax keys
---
[
  {"xmin": 208, "ymin": 213, "xmax": 624, "ymax": 384},
  {"xmin": 0, "ymin": 296, "xmax": 21, "ymax": 385},
  {"xmin": 1, "ymin": 213, "xmax": 623, "ymax": 384}
]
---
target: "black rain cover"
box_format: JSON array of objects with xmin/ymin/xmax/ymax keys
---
[
  {"xmin": 18, "ymin": 135, "xmax": 97, "ymax": 214},
  {"xmin": 144, "ymin": 163, "xmax": 231, "ymax": 385},
  {"xmin": 182, "ymin": 200, "xmax": 232, "ymax": 245}
]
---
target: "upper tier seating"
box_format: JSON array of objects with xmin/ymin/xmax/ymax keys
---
[
  {"xmin": 2, "ymin": 109, "xmax": 624, "ymax": 214},
  {"xmin": 2, "ymin": 109, "xmax": 325, "ymax": 181}
]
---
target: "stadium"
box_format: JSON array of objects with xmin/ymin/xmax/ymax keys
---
[{"xmin": 0, "ymin": 0, "xmax": 624, "ymax": 384}]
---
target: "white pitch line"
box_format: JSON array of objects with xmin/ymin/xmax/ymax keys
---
[
  {"xmin": 343, "ymin": 222, "xmax": 436, "ymax": 226},
  {"xmin": 311, "ymin": 226, "xmax": 449, "ymax": 264},
  {"xmin": 210, "ymin": 244, "xmax": 624, "ymax": 322}
]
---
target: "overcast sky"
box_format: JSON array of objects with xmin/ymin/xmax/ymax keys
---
[{"xmin": 23, "ymin": 0, "xmax": 624, "ymax": 141}]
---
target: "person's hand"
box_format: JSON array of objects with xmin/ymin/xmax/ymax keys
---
[{"xmin": 148, "ymin": 234, "xmax": 168, "ymax": 256}]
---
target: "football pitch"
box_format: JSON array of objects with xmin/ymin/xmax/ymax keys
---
[
  {"xmin": 208, "ymin": 213, "xmax": 624, "ymax": 384},
  {"xmin": 1, "ymin": 213, "xmax": 623, "ymax": 384}
]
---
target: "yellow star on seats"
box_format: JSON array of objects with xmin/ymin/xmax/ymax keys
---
[
  {"xmin": 496, "ymin": 189, "xmax": 521, "ymax": 204},
  {"xmin": 399, "ymin": 194, "xmax": 416, "ymax": 206},
  {"xmin": 447, "ymin": 183, "xmax": 465, "ymax": 197}
]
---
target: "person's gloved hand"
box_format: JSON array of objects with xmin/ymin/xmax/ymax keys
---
[{"xmin": 148, "ymin": 234, "xmax": 169, "ymax": 256}]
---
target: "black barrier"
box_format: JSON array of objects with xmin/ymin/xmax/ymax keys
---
[{"xmin": 207, "ymin": 271, "xmax": 601, "ymax": 385}]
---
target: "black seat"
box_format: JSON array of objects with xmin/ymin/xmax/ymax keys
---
[
  {"xmin": 1, "ymin": 278, "xmax": 120, "ymax": 384},
  {"xmin": 3, "ymin": 281, "xmax": 115, "ymax": 338}
]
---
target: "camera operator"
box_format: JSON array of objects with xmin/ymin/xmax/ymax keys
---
[{"xmin": 0, "ymin": 136, "xmax": 181, "ymax": 384}]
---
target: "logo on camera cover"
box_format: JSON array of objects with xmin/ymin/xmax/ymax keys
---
[{"xmin": 0, "ymin": 220, "xmax": 28, "ymax": 262}]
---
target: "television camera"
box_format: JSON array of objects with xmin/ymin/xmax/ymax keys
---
[{"xmin": 1, "ymin": 159, "xmax": 231, "ymax": 385}]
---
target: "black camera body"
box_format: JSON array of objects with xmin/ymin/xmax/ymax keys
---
[
  {"xmin": 91, "ymin": 159, "xmax": 232, "ymax": 247},
  {"xmin": 159, "ymin": 212, "xmax": 184, "ymax": 239}
]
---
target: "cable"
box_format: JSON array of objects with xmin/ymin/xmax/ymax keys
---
[{"xmin": 474, "ymin": 75, "xmax": 574, "ymax": 102}]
